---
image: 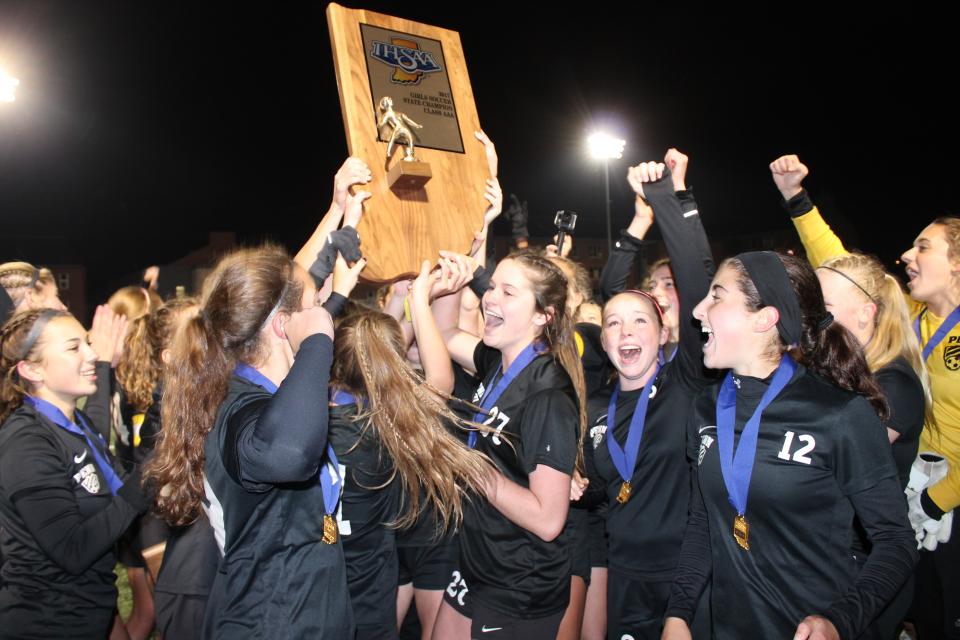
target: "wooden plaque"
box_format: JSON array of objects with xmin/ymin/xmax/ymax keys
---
[{"xmin": 327, "ymin": 3, "xmax": 489, "ymax": 282}]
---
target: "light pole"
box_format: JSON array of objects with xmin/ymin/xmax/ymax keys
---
[
  {"xmin": 0, "ymin": 69, "xmax": 19, "ymax": 103},
  {"xmin": 588, "ymin": 132, "xmax": 626, "ymax": 255}
]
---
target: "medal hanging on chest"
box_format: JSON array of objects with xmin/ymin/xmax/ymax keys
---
[
  {"xmin": 606, "ymin": 364, "xmax": 660, "ymax": 506},
  {"xmin": 715, "ymin": 356, "xmax": 797, "ymax": 552},
  {"xmin": 322, "ymin": 514, "xmax": 338, "ymax": 545},
  {"xmin": 733, "ymin": 514, "xmax": 750, "ymax": 550}
]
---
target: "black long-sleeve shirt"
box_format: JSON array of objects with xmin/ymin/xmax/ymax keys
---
[
  {"xmin": 0, "ymin": 402, "xmax": 143, "ymax": 638},
  {"xmin": 202, "ymin": 333, "xmax": 355, "ymax": 638},
  {"xmin": 665, "ymin": 367, "xmax": 918, "ymax": 640},
  {"xmin": 588, "ymin": 172, "xmax": 715, "ymax": 583}
]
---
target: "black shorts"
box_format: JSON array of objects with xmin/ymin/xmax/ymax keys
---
[
  {"xmin": 568, "ymin": 508, "xmax": 592, "ymax": 584},
  {"xmin": 607, "ymin": 571, "xmax": 671, "ymax": 640},
  {"xmin": 469, "ymin": 599, "xmax": 564, "ymax": 640},
  {"xmin": 607, "ymin": 571, "xmax": 711, "ymax": 640},
  {"xmin": 442, "ymin": 567, "xmax": 474, "ymax": 619},
  {"xmin": 397, "ymin": 538, "xmax": 458, "ymax": 590},
  {"xmin": 587, "ymin": 509, "xmax": 608, "ymax": 568}
]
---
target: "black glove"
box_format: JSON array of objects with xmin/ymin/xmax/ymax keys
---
[{"xmin": 309, "ymin": 226, "xmax": 362, "ymax": 286}]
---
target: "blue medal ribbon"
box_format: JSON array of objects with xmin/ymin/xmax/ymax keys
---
[
  {"xmin": 914, "ymin": 305, "xmax": 960, "ymax": 362},
  {"xmin": 468, "ymin": 341, "xmax": 546, "ymax": 449},
  {"xmin": 233, "ymin": 363, "xmax": 342, "ymax": 517},
  {"xmin": 715, "ymin": 355, "xmax": 797, "ymax": 519},
  {"xmin": 605, "ymin": 363, "xmax": 661, "ymax": 488},
  {"xmin": 330, "ymin": 389, "xmax": 358, "ymax": 406},
  {"xmin": 24, "ymin": 396, "xmax": 124, "ymax": 495}
]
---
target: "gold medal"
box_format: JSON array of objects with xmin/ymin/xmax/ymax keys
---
[
  {"xmin": 322, "ymin": 514, "xmax": 338, "ymax": 545},
  {"xmin": 733, "ymin": 514, "xmax": 750, "ymax": 550},
  {"xmin": 616, "ymin": 481, "xmax": 632, "ymax": 504}
]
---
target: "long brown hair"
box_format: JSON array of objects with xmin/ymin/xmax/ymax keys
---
[
  {"xmin": 726, "ymin": 253, "xmax": 889, "ymax": 420},
  {"xmin": 144, "ymin": 246, "xmax": 303, "ymax": 526},
  {"xmin": 331, "ymin": 309, "xmax": 493, "ymax": 534},
  {"xmin": 0, "ymin": 309, "xmax": 73, "ymax": 423},
  {"xmin": 507, "ymin": 251, "xmax": 588, "ymax": 470},
  {"xmin": 117, "ymin": 297, "xmax": 199, "ymax": 412}
]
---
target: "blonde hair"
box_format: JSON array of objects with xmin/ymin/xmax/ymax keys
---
[
  {"xmin": 108, "ymin": 286, "xmax": 160, "ymax": 321},
  {"xmin": 117, "ymin": 297, "xmax": 199, "ymax": 412},
  {"xmin": 0, "ymin": 262, "xmax": 50, "ymax": 309},
  {"xmin": 820, "ymin": 252, "xmax": 931, "ymax": 405}
]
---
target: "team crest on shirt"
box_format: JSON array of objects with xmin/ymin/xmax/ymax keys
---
[
  {"xmin": 945, "ymin": 339, "xmax": 960, "ymax": 371},
  {"xmin": 698, "ymin": 425, "xmax": 717, "ymax": 466},
  {"xmin": 73, "ymin": 463, "xmax": 101, "ymax": 494},
  {"xmin": 589, "ymin": 419, "xmax": 608, "ymax": 450},
  {"xmin": 472, "ymin": 382, "xmax": 485, "ymax": 404}
]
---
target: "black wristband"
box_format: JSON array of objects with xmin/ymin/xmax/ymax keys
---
[
  {"xmin": 469, "ymin": 265, "xmax": 493, "ymax": 299},
  {"xmin": 921, "ymin": 489, "xmax": 946, "ymax": 521},
  {"xmin": 322, "ymin": 292, "xmax": 349, "ymax": 318},
  {"xmin": 782, "ymin": 189, "xmax": 816, "ymax": 219}
]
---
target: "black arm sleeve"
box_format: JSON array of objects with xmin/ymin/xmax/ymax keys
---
[
  {"xmin": 469, "ymin": 264, "xmax": 493, "ymax": 299},
  {"xmin": 598, "ymin": 230, "xmax": 647, "ymax": 303},
  {"xmin": 321, "ymin": 292, "xmax": 349, "ymax": 318},
  {"xmin": 82, "ymin": 362, "xmax": 114, "ymax": 441},
  {"xmin": 823, "ymin": 476, "xmax": 919, "ymax": 639},
  {"xmin": 664, "ymin": 470, "xmax": 712, "ymax": 624},
  {"xmin": 643, "ymin": 171, "xmax": 714, "ymax": 389},
  {"xmin": 229, "ymin": 333, "xmax": 335, "ymax": 486},
  {"xmin": 782, "ymin": 189, "xmax": 816, "ymax": 218}
]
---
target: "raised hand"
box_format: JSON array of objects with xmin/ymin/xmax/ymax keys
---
[
  {"xmin": 627, "ymin": 161, "xmax": 667, "ymax": 200},
  {"xmin": 88, "ymin": 305, "xmax": 128, "ymax": 367},
  {"xmin": 343, "ymin": 190, "xmax": 372, "ymax": 229},
  {"xmin": 474, "ymin": 129, "xmax": 499, "ymax": 178},
  {"xmin": 332, "ymin": 157, "xmax": 373, "ymax": 213},
  {"xmin": 769, "ymin": 154, "xmax": 809, "ymax": 201},
  {"xmin": 664, "ymin": 148, "xmax": 689, "ymax": 191},
  {"xmin": 331, "ymin": 254, "xmax": 367, "ymax": 299}
]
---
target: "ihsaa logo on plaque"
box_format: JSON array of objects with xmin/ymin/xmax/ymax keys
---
[{"xmin": 371, "ymin": 38, "xmax": 442, "ymax": 85}]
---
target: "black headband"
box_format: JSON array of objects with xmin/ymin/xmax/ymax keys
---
[
  {"xmin": 737, "ymin": 251, "xmax": 802, "ymax": 347},
  {"xmin": 817, "ymin": 265, "xmax": 874, "ymax": 302}
]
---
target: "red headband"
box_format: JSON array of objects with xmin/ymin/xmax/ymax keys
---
[{"xmin": 619, "ymin": 289, "xmax": 665, "ymax": 325}]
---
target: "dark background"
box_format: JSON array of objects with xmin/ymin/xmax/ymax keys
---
[{"xmin": 0, "ymin": 2, "xmax": 954, "ymax": 298}]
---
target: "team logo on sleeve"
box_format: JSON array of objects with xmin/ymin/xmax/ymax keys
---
[
  {"xmin": 698, "ymin": 425, "xmax": 716, "ymax": 466},
  {"xmin": 73, "ymin": 463, "xmax": 101, "ymax": 494},
  {"xmin": 944, "ymin": 338, "xmax": 960, "ymax": 371},
  {"xmin": 472, "ymin": 382, "xmax": 485, "ymax": 404},
  {"xmin": 371, "ymin": 38, "xmax": 442, "ymax": 85}
]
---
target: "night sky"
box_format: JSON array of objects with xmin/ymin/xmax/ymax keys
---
[{"xmin": 0, "ymin": 2, "xmax": 954, "ymax": 296}]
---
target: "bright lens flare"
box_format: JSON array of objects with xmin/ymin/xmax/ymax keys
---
[
  {"xmin": 1, "ymin": 69, "xmax": 20, "ymax": 102},
  {"xmin": 588, "ymin": 132, "xmax": 626, "ymax": 160}
]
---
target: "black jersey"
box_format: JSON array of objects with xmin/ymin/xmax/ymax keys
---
[
  {"xmin": 589, "ymin": 171, "xmax": 714, "ymax": 581},
  {"xmin": 0, "ymin": 404, "xmax": 140, "ymax": 638},
  {"xmin": 458, "ymin": 342, "xmax": 579, "ymax": 619},
  {"xmin": 668, "ymin": 365, "xmax": 918, "ymax": 640},
  {"xmin": 202, "ymin": 335, "xmax": 354, "ymax": 638},
  {"xmin": 875, "ymin": 356, "xmax": 925, "ymax": 489},
  {"xmin": 328, "ymin": 404, "xmax": 401, "ymax": 632}
]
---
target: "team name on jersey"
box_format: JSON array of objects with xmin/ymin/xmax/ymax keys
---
[{"xmin": 73, "ymin": 463, "xmax": 101, "ymax": 494}]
